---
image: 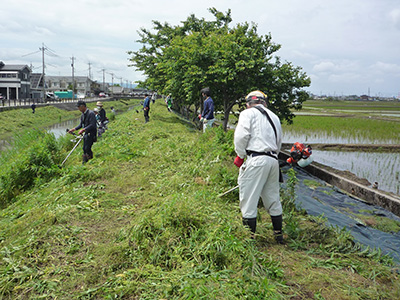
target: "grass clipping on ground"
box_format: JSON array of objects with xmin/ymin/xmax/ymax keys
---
[{"xmin": 0, "ymin": 102, "xmax": 399, "ymax": 299}]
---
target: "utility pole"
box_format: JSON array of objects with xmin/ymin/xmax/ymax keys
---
[
  {"xmin": 88, "ymin": 62, "xmax": 92, "ymax": 80},
  {"xmin": 40, "ymin": 43, "xmax": 46, "ymax": 103},
  {"xmin": 71, "ymin": 56, "xmax": 75, "ymax": 100},
  {"xmin": 109, "ymin": 73, "xmax": 114, "ymax": 97},
  {"xmin": 101, "ymin": 69, "xmax": 106, "ymax": 92},
  {"xmin": 23, "ymin": 43, "xmax": 58, "ymax": 102}
]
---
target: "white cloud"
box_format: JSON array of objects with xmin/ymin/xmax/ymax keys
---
[
  {"xmin": 370, "ymin": 61, "xmax": 400, "ymax": 75},
  {"xmin": 389, "ymin": 8, "xmax": 400, "ymax": 29},
  {"xmin": 1, "ymin": 0, "xmax": 400, "ymax": 95}
]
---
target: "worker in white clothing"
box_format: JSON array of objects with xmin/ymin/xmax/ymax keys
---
[{"xmin": 233, "ymin": 90, "xmax": 284, "ymax": 244}]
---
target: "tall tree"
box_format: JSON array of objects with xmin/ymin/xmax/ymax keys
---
[{"xmin": 128, "ymin": 8, "xmax": 311, "ymax": 130}]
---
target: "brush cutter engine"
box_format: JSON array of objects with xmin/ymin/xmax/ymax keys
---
[{"xmin": 287, "ymin": 142, "xmax": 312, "ymax": 165}]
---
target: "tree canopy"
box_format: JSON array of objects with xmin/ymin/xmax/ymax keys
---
[{"xmin": 128, "ymin": 8, "xmax": 311, "ymax": 130}]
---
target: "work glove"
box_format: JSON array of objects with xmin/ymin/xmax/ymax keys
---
[{"xmin": 234, "ymin": 156, "xmax": 244, "ymax": 167}]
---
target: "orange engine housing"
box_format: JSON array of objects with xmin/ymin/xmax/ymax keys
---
[{"xmin": 287, "ymin": 142, "xmax": 312, "ymax": 164}]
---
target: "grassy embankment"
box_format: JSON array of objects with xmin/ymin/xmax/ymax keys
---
[
  {"xmin": 0, "ymin": 101, "xmax": 399, "ymax": 299},
  {"xmin": 0, "ymin": 99, "xmax": 139, "ymax": 140},
  {"xmin": 0, "ymin": 106, "xmax": 80, "ymax": 141}
]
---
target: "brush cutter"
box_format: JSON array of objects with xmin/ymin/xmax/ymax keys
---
[
  {"xmin": 59, "ymin": 129, "xmax": 83, "ymax": 168},
  {"xmin": 218, "ymin": 142, "xmax": 313, "ymax": 197}
]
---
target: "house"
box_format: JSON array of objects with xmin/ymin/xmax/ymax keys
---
[
  {"xmin": 0, "ymin": 61, "xmax": 31, "ymax": 99},
  {"xmin": 45, "ymin": 75, "xmax": 95, "ymax": 97},
  {"xmin": 109, "ymin": 85, "xmax": 124, "ymax": 96}
]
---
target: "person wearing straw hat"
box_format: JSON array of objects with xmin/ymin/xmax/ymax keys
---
[{"xmin": 96, "ymin": 101, "xmax": 107, "ymax": 124}]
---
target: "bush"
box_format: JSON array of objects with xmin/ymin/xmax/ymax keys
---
[{"xmin": 0, "ymin": 130, "xmax": 62, "ymax": 207}]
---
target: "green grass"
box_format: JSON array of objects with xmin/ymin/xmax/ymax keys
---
[
  {"xmin": 281, "ymin": 100, "xmax": 400, "ymax": 144},
  {"xmin": 0, "ymin": 101, "xmax": 399, "ymax": 299},
  {"xmin": 0, "ymin": 106, "xmax": 80, "ymax": 140},
  {"xmin": 0, "ymin": 98, "xmax": 141, "ymax": 140}
]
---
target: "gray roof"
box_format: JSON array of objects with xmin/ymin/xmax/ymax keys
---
[
  {"xmin": 46, "ymin": 75, "xmax": 94, "ymax": 83},
  {"xmin": 0, "ymin": 64, "xmax": 30, "ymax": 71}
]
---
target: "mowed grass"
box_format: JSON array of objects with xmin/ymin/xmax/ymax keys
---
[{"xmin": 0, "ymin": 101, "xmax": 399, "ymax": 299}]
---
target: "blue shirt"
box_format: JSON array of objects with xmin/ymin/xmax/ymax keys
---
[
  {"xmin": 143, "ymin": 96, "xmax": 151, "ymax": 109},
  {"xmin": 201, "ymin": 97, "xmax": 214, "ymax": 120}
]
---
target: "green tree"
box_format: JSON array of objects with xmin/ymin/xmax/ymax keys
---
[{"xmin": 128, "ymin": 8, "xmax": 311, "ymax": 130}]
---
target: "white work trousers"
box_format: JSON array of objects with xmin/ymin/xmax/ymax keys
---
[
  {"xmin": 238, "ymin": 155, "xmax": 282, "ymax": 219},
  {"xmin": 203, "ymin": 118, "xmax": 215, "ymax": 132}
]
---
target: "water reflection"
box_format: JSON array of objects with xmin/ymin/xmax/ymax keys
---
[
  {"xmin": 309, "ymin": 150, "xmax": 399, "ymax": 195},
  {"xmin": 47, "ymin": 119, "xmax": 80, "ymax": 138}
]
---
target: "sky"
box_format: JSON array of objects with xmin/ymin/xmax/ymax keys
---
[{"xmin": 1, "ymin": 0, "xmax": 400, "ymax": 97}]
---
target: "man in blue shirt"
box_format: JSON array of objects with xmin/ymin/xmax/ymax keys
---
[
  {"xmin": 143, "ymin": 94, "xmax": 151, "ymax": 123},
  {"xmin": 199, "ymin": 87, "xmax": 215, "ymax": 132}
]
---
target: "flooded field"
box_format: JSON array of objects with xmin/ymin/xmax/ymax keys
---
[
  {"xmin": 282, "ymin": 127, "xmax": 400, "ymax": 195},
  {"xmin": 308, "ymin": 150, "xmax": 399, "ymax": 195},
  {"xmin": 280, "ymin": 100, "xmax": 400, "ymax": 196}
]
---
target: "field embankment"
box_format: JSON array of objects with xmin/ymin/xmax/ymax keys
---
[{"xmin": 0, "ymin": 101, "xmax": 399, "ymax": 299}]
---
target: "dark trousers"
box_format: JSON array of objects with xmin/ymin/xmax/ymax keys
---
[
  {"xmin": 144, "ymin": 108, "xmax": 150, "ymax": 123},
  {"xmin": 83, "ymin": 133, "xmax": 95, "ymax": 158}
]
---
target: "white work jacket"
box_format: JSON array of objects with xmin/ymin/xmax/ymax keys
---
[{"xmin": 234, "ymin": 104, "xmax": 282, "ymax": 159}]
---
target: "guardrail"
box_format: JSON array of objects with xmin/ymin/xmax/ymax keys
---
[
  {"xmin": 0, "ymin": 97, "xmax": 111, "ymax": 112},
  {"xmin": 1, "ymin": 98, "xmax": 80, "ymax": 107}
]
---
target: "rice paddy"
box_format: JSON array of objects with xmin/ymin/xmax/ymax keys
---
[{"xmin": 282, "ymin": 99, "xmax": 400, "ymax": 195}]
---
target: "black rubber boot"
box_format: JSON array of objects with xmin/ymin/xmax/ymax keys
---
[
  {"xmin": 271, "ymin": 215, "xmax": 284, "ymax": 244},
  {"xmin": 82, "ymin": 154, "xmax": 89, "ymax": 164},
  {"xmin": 242, "ymin": 217, "xmax": 257, "ymax": 234}
]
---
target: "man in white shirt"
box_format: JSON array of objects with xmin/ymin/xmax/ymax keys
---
[{"xmin": 233, "ymin": 90, "xmax": 284, "ymax": 243}]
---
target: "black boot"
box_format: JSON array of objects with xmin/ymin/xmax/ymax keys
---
[
  {"xmin": 271, "ymin": 215, "xmax": 284, "ymax": 244},
  {"xmin": 242, "ymin": 217, "xmax": 257, "ymax": 234},
  {"xmin": 82, "ymin": 154, "xmax": 89, "ymax": 164}
]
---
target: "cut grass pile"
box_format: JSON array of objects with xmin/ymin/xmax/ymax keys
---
[{"xmin": 0, "ymin": 101, "xmax": 399, "ymax": 299}]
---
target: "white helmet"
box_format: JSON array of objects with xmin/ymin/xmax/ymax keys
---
[{"xmin": 245, "ymin": 90, "xmax": 267, "ymax": 103}]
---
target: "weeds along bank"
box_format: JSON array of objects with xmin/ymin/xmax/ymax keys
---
[
  {"xmin": 0, "ymin": 98, "xmax": 139, "ymax": 141},
  {"xmin": 0, "ymin": 102, "xmax": 399, "ymax": 299},
  {"xmin": 0, "ymin": 105, "xmax": 81, "ymax": 141}
]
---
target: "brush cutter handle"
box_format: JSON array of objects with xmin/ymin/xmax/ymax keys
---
[{"xmin": 66, "ymin": 128, "xmax": 77, "ymax": 136}]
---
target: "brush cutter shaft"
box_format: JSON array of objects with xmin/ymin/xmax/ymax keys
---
[
  {"xmin": 218, "ymin": 185, "xmax": 239, "ymax": 198},
  {"xmin": 60, "ymin": 136, "xmax": 83, "ymax": 166}
]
